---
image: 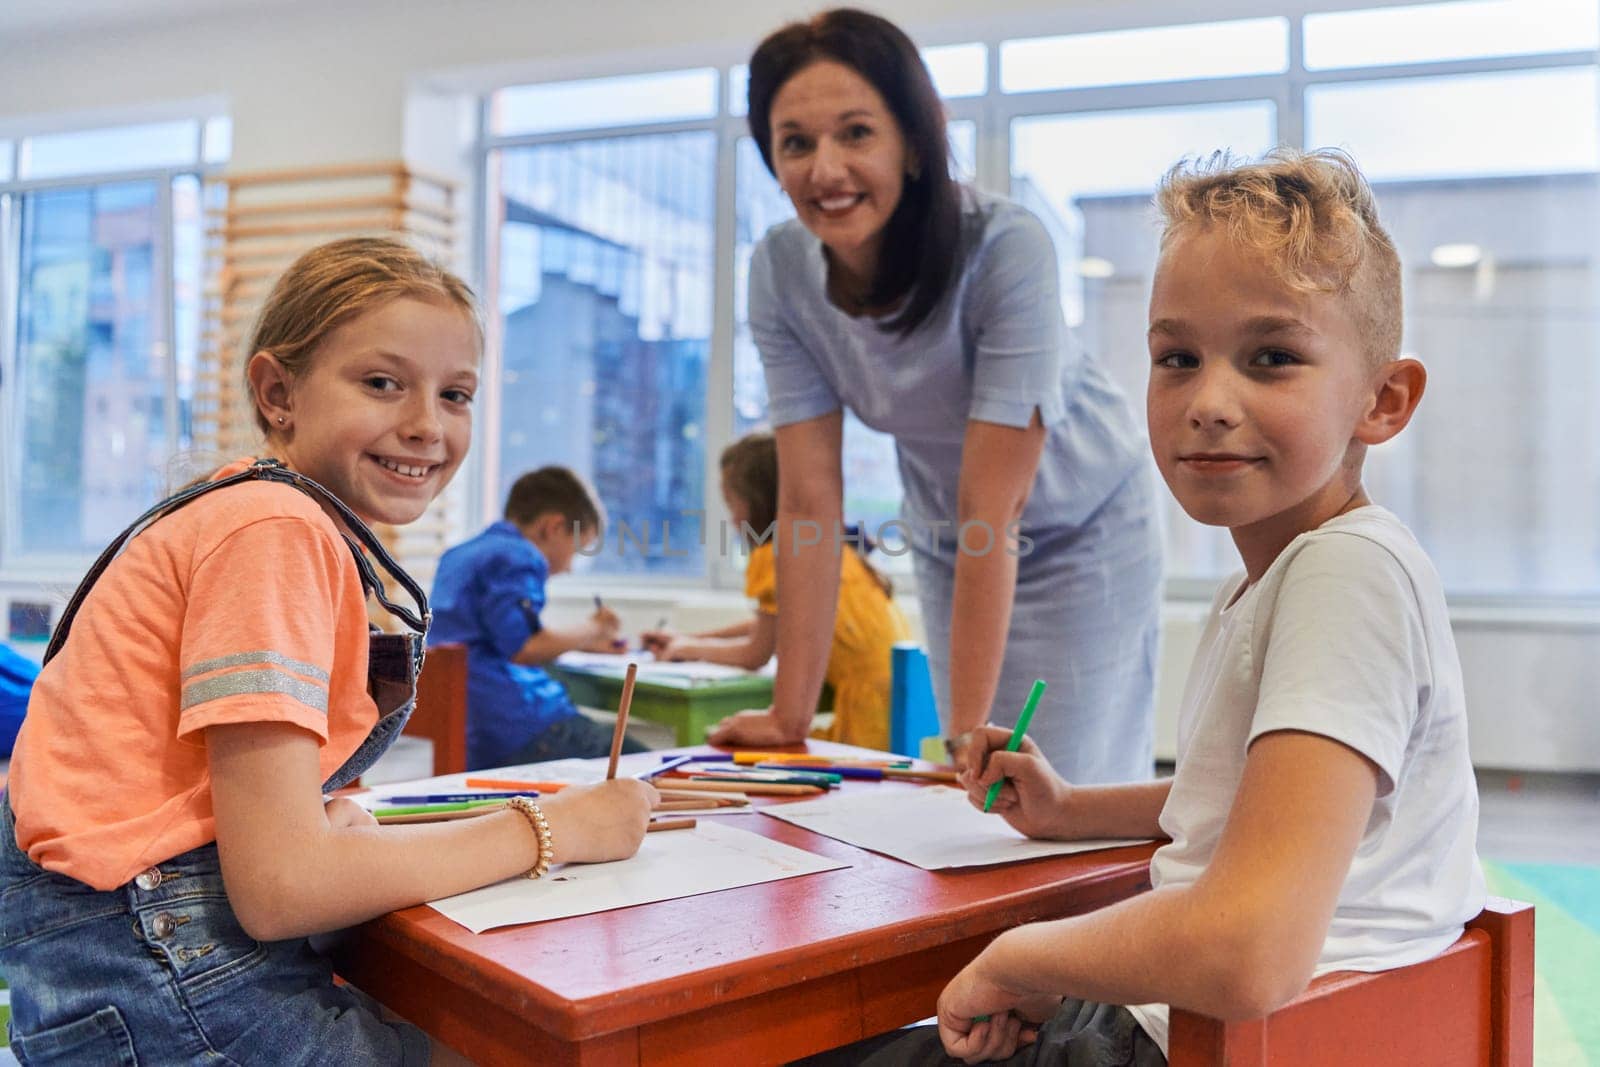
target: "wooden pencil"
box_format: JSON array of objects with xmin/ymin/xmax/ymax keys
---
[
  {"xmin": 646, "ymin": 818, "xmax": 697, "ymax": 833},
  {"xmin": 606, "ymin": 661, "xmax": 638, "ymax": 780},
  {"xmin": 655, "ymin": 779, "xmax": 823, "ymax": 796},
  {"xmin": 655, "ymin": 789, "xmax": 749, "ymax": 805}
]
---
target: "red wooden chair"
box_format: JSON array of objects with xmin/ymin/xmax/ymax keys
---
[
  {"xmin": 402, "ymin": 642, "xmax": 468, "ymax": 776},
  {"xmin": 1168, "ymin": 897, "xmax": 1533, "ymax": 1067}
]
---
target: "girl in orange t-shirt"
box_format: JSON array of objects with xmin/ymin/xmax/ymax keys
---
[
  {"xmin": 643, "ymin": 432, "xmax": 909, "ymax": 750},
  {"xmin": 0, "ymin": 238, "xmax": 656, "ymax": 1066}
]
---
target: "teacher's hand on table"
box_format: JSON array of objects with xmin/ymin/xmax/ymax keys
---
[{"xmin": 706, "ymin": 707, "xmax": 807, "ymax": 748}]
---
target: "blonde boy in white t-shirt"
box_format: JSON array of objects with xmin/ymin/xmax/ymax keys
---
[{"xmin": 803, "ymin": 149, "xmax": 1486, "ymax": 1066}]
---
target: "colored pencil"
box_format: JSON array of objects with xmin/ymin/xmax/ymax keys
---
[
  {"xmin": 379, "ymin": 792, "xmax": 538, "ymax": 804},
  {"xmin": 372, "ymin": 799, "xmax": 508, "ymax": 817},
  {"xmin": 374, "ymin": 806, "xmax": 505, "ymax": 825},
  {"xmin": 606, "ymin": 662, "xmax": 638, "ymax": 780},
  {"xmin": 653, "ymin": 779, "xmax": 822, "ymax": 796},
  {"xmin": 646, "ymin": 818, "xmax": 696, "ymax": 833},
  {"xmin": 464, "ymin": 778, "xmax": 569, "ymax": 792},
  {"xmin": 638, "ymin": 753, "xmax": 695, "ymax": 779}
]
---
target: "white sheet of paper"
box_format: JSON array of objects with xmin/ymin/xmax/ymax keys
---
[
  {"xmin": 426, "ymin": 820, "xmax": 847, "ymax": 933},
  {"xmin": 762, "ymin": 785, "xmax": 1150, "ymax": 870},
  {"xmin": 553, "ymin": 650, "xmax": 774, "ymax": 683}
]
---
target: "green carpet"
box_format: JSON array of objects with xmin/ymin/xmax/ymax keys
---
[{"xmin": 1482, "ymin": 860, "xmax": 1600, "ymax": 1067}]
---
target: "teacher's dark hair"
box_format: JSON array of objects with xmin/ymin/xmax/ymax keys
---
[{"xmin": 747, "ymin": 8, "xmax": 962, "ymax": 337}]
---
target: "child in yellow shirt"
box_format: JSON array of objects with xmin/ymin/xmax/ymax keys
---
[{"xmin": 643, "ymin": 432, "xmax": 909, "ymax": 750}]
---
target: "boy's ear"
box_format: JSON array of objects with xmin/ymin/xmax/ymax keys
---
[
  {"xmin": 246, "ymin": 350, "xmax": 294, "ymax": 431},
  {"xmin": 1355, "ymin": 357, "xmax": 1426, "ymax": 447},
  {"xmin": 531, "ymin": 512, "xmax": 569, "ymax": 542}
]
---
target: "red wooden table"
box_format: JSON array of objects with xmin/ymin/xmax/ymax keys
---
[{"xmin": 332, "ymin": 744, "xmax": 1157, "ymax": 1065}]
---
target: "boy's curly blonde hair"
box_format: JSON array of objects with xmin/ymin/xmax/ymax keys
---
[{"xmin": 1156, "ymin": 148, "xmax": 1402, "ymax": 367}]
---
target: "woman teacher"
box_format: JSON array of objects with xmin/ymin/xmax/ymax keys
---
[{"xmin": 708, "ymin": 9, "xmax": 1162, "ymax": 783}]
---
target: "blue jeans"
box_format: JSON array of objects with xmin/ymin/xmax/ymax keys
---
[{"xmin": 0, "ymin": 794, "xmax": 428, "ymax": 1066}]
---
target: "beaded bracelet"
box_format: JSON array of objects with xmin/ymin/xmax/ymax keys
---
[{"xmin": 506, "ymin": 796, "xmax": 553, "ymax": 879}]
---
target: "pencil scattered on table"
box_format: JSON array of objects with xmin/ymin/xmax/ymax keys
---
[
  {"xmin": 606, "ymin": 661, "xmax": 638, "ymax": 780},
  {"xmin": 465, "ymin": 777, "xmax": 568, "ymax": 792},
  {"xmin": 646, "ymin": 818, "xmax": 696, "ymax": 833}
]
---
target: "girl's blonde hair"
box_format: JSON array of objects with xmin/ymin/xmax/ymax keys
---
[
  {"xmin": 245, "ymin": 236, "xmax": 482, "ymax": 433},
  {"xmin": 1156, "ymin": 148, "xmax": 1403, "ymax": 366}
]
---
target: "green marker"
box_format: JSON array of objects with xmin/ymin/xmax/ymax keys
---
[
  {"xmin": 982, "ymin": 679, "xmax": 1047, "ymax": 813},
  {"xmin": 372, "ymin": 799, "xmax": 506, "ymax": 817}
]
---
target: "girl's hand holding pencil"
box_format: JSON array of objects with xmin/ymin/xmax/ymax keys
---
[{"xmin": 535, "ymin": 779, "xmax": 658, "ymax": 862}]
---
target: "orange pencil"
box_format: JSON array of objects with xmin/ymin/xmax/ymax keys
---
[
  {"xmin": 464, "ymin": 778, "xmax": 569, "ymax": 792},
  {"xmin": 647, "ymin": 818, "xmax": 696, "ymax": 833},
  {"xmin": 606, "ymin": 662, "xmax": 638, "ymax": 780}
]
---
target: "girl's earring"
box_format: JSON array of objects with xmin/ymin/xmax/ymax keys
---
[{"xmin": 276, "ymin": 416, "xmax": 286, "ymax": 425}]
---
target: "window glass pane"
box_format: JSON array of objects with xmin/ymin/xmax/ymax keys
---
[
  {"xmin": 1307, "ymin": 67, "xmax": 1600, "ymax": 182},
  {"xmin": 1308, "ymin": 82, "xmax": 1600, "ymax": 587},
  {"xmin": 1001, "ymin": 18, "xmax": 1288, "ymax": 94},
  {"xmin": 729, "ymin": 65, "xmax": 749, "ymax": 117},
  {"xmin": 948, "ymin": 119, "xmax": 977, "ymax": 183},
  {"xmin": 924, "ymin": 43, "xmax": 987, "ymax": 98},
  {"xmin": 491, "ymin": 69, "xmax": 718, "ymax": 136},
  {"xmin": 20, "ymin": 121, "xmax": 198, "ymax": 180},
  {"xmin": 732, "ymin": 119, "xmax": 978, "ymax": 536},
  {"xmin": 490, "ymin": 133, "xmax": 714, "ymax": 576},
  {"xmin": 1305, "ymin": 0, "xmax": 1599, "ymax": 71},
  {"xmin": 1365, "ymin": 174, "xmax": 1600, "ymax": 594},
  {"xmin": 0, "ymin": 141, "xmax": 13, "ymax": 183},
  {"xmin": 12, "ymin": 181, "xmax": 170, "ymax": 554},
  {"xmin": 1010, "ymin": 101, "xmax": 1277, "ymax": 579}
]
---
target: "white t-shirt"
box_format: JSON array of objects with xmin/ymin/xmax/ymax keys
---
[{"xmin": 1127, "ymin": 507, "xmax": 1485, "ymax": 1054}]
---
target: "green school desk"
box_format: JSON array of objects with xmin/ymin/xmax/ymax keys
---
[
  {"xmin": 546, "ymin": 661, "xmax": 774, "ymax": 746},
  {"xmin": 332, "ymin": 740, "xmax": 1158, "ymax": 1066}
]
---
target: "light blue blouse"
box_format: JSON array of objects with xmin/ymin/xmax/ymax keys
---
[{"xmin": 750, "ymin": 188, "xmax": 1146, "ymax": 537}]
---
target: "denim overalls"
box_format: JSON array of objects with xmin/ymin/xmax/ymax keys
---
[{"xmin": 1, "ymin": 460, "xmax": 433, "ymax": 1065}]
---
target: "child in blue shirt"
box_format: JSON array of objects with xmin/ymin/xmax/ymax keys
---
[{"xmin": 430, "ymin": 467, "xmax": 645, "ymax": 769}]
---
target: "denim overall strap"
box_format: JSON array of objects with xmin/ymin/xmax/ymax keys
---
[
  {"xmin": 40, "ymin": 458, "xmax": 431, "ymax": 790},
  {"xmin": 44, "ymin": 458, "xmax": 430, "ymax": 664}
]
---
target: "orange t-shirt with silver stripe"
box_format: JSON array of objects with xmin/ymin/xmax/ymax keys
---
[{"xmin": 9, "ymin": 459, "xmax": 381, "ymax": 890}]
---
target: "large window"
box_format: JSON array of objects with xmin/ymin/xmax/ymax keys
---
[
  {"xmin": 484, "ymin": 0, "xmax": 1600, "ymax": 599},
  {"xmin": 0, "ymin": 118, "xmax": 222, "ymax": 568}
]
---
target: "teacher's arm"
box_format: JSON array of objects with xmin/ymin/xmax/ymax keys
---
[
  {"xmin": 708, "ymin": 411, "xmax": 844, "ymax": 746},
  {"xmin": 946, "ymin": 412, "xmax": 1048, "ymax": 753}
]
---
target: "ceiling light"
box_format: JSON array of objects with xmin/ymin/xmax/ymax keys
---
[
  {"xmin": 1430, "ymin": 243, "xmax": 1482, "ymax": 268},
  {"xmin": 1076, "ymin": 257, "xmax": 1115, "ymax": 279}
]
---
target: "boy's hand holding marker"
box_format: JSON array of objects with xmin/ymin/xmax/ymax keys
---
[{"xmin": 959, "ymin": 725, "xmax": 1075, "ymax": 840}]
